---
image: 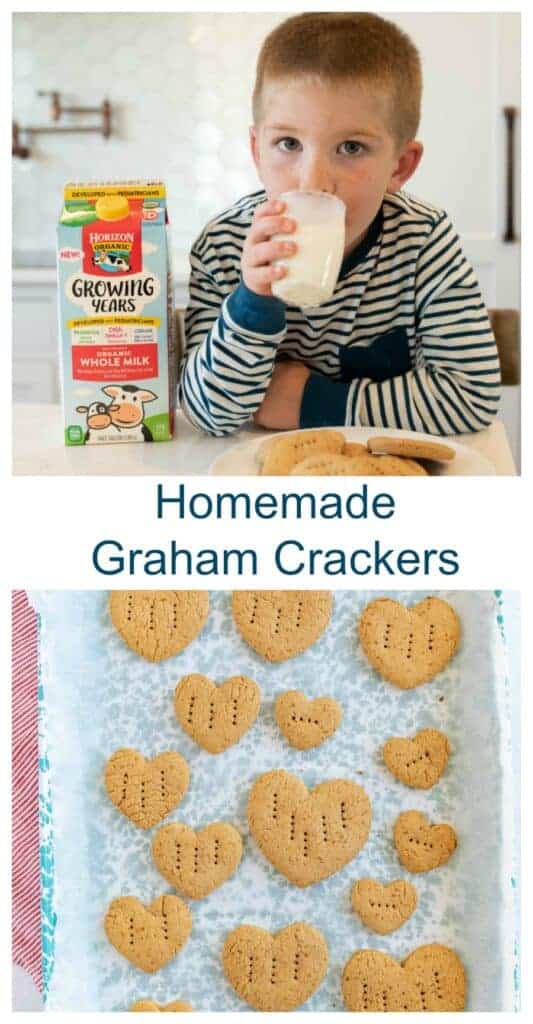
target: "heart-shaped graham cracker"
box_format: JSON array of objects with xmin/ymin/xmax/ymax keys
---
[
  {"xmin": 358, "ymin": 597, "xmax": 460, "ymax": 688},
  {"xmin": 259, "ymin": 429, "xmax": 345, "ymax": 475},
  {"xmin": 174, "ymin": 674, "xmax": 260, "ymax": 753},
  {"xmin": 342, "ymin": 944, "xmax": 466, "ymax": 1011},
  {"xmin": 130, "ymin": 1000, "xmax": 193, "ymax": 1012},
  {"xmin": 222, "ymin": 922, "xmax": 328, "ymax": 1010},
  {"xmin": 109, "ymin": 591, "xmax": 209, "ymax": 663},
  {"xmin": 105, "ymin": 749, "xmax": 190, "ymax": 829},
  {"xmin": 152, "ymin": 822, "xmax": 242, "ymax": 899},
  {"xmin": 247, "ymin": 770, "xmax": 371, "ymax": 887},
  {"xmin": 232, "ymin": 591, "xmax": 333, "ymax": 662},
  {"xmin": 383, "ymin": 729, "xmax": 450, "ymax": 789},
  {"xmin": 104, "ymin": 895, "xmax": 192, "ymax": 973},
  {"xmin": 289, "ymin": 453, "xmax": 372, "ymax": 476},
  {"xmin": 275, "ymin": 690, "xmax": 342, "ymax": 750},
  {"xmin": 291, "ymin": 453, "xmax": 427, "ymax": 476},
  {"xmin": 351, "ymin": 878, "xmax": 417, "ymax": 934},
  {"xmin": 367, "ymin": 435, "xmax": 456, "ymax": 462},
  {"xmin": 394, "ymin": 811, "xmax": 458, "ymax": 873},
  {"xmin": 342, "ymin": 441, "xmax": 368, "ymax": 457}
]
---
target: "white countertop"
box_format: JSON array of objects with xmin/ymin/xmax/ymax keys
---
[{"xmin": 12, "ymin": 404, "xmax": 517, "ymax": 476}]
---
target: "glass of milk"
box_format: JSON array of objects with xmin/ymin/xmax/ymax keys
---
[{"xmin": 271, "ymin": 190, "xmax": 346, "ymax": 307}]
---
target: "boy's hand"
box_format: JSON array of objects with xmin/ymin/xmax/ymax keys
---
[
  {"xmin": 242, "ymin": 199, "xmax": 297, "ymax": 296},
  {"xmin": 254, "ymin": 360, "xmax": 310, "ymax": 430}
]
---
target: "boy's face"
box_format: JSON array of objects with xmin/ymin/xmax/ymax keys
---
[{"xmin": 251, "ymin": 76, "xmax": 423, "ymax": 254}]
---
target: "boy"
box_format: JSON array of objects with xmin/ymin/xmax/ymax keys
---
[{"xmin": 179, "ymin": 12, "xmax": 501, "ymax": 437}]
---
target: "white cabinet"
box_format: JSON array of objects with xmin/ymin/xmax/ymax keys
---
[{"xmin": 13, "ymin": 276, "xmax": 59, "ymax": 403}]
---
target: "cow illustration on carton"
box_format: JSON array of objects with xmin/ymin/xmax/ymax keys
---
[
  {"xmin": 57, "ymin": 180, "xmax": 178, "ymax": 446},
  {"xmin": 76, "ymin": 385, "xmax": 157, "ymax": 444}
]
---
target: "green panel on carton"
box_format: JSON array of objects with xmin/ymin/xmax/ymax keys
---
[
  {"xmin": 144, "ymin": 412, "xmax": 172, "ymax": 441},
  {"xmin": 60, "ymin": 207, "xmax": 98, "ymax": 227}
]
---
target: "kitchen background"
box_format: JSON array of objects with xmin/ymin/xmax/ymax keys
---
[{"xmin": 12, "ymin": 11, "xmax": 521, "ymax": 464}]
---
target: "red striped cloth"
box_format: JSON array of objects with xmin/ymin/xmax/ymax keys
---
[{"xmin": 12, "ymin": 590, "xmax": 42, "ymax": 991}]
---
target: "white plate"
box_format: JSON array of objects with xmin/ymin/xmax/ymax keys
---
[{"xmin": 209, "ymin": 426, "xmax": 496, "ymax": 476}]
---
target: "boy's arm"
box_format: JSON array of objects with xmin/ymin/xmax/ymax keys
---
[
  {"xmin": 178, "ymin": 241, "xmax": 287, "ymax": 436},
  {"xmin": 299, "ymin": 214, "xmax": 501, "ymax": 435}
]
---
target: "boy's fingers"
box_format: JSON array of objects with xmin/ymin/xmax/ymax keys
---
[
  {"xmin": 248, "ymin": 215, "xmax": 296, "ymax": 243},
  {"xmin": 253, "ymin": 198, "xmax": 286, "ymax": 219},
  {"xmin": 247, "ymin": 264, "xmax": 287, "ymax": 292},
  {"xmin": 246, "ymin": 239, "xmax": 297, "ymax": 268}
]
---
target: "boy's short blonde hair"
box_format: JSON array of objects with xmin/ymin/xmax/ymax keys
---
[{"xmin": 253, "ymin": 12, "xmax": 422, "ymax": 149}]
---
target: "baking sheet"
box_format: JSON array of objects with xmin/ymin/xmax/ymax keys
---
[{"xmin": 31, "ymin": 590, "xmax": 516, "ymax": 1011}]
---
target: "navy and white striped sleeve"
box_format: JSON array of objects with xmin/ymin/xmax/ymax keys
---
[
  {"xmin": 353, "ymin": 214, "xmax": 501, "ymax": 434},
  {"xmin": 178, "ymin": 237, "xmax": 287, "ymax": 436}
]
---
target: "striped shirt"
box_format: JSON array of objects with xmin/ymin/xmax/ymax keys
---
[{"xmin": 179, "ymin": 188, "xmax": 501, "ymax": 436}]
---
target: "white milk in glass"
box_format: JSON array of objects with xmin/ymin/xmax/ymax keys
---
[{"xmin": 271, "ymin": 190, "xmax": 346, "ymax": 308}]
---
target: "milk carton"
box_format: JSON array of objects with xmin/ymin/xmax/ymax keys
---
[{"xmin": 57, "ymin": 179, "xmax": 178, "ymax": 444}]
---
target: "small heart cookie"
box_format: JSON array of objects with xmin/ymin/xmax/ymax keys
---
[
  {"xmin": 152, "ymin": 821, "xmax": 243, "ymax": 899},
  {"xmin": 394, "ymin": 811, "xmax": 457, "ymax": 873},
  {"xmin": 358, "ymin": 596, "xmax": 460, "ymax": 688},
  {"xmin": 351, "ymin": 878, "xmax": 417, "ymax": 934},
  {"xmin": 275, "ymin": 690, "xmax": 342, "ymax": 750},
  {"xmin": 130, "ymin": 1000, "xmax": 193, "ymax": 1012},
  {"xmin": 342, "ymin": 944, "xmax": 466, "ymax": 1011},
  {"xmin": 222, "ymin": 922, "xmax": 328, "ymax": 1010},
  {"xmin": 248, "ymin": 769, "xmax": 371, "ymax": 887},
  {"xmin": 109, "ymin": 591, "xmax": 209, "ymax": 662},
  {"xmin": 174, "ymin": 674, "xmax": 260, "ymax": 753},
  {"xmin": 232, "ymin": 591, "xmax": 333, "ymax": 662},
  {"xmin": 105, "ymin": 749, "xmax": 190, "ymax": 829},
  {"xmin": 383, "ymin": 729, "xmax": 450, "ymax": 789},
  {"xmin": 259, "ymin": 429, "xmax": 345, "ymax": 475},
  {"xmin": 367, "ymin": 435, "xmax": 456, "ymax": 462},
  {"xmin": 104, "ymin": 894, "xmax": 192, "ymax": 973}
]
